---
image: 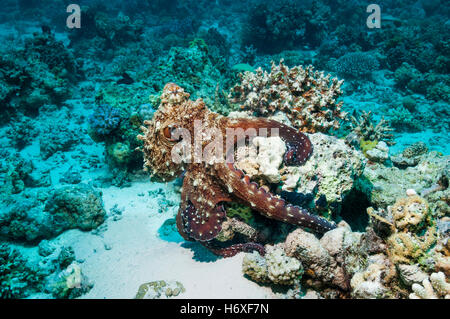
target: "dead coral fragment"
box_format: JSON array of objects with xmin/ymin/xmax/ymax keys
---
[
  {"xmin": 135, "ymin": 280, "xmax": 185, "ymax": 299},
  {"xmin": 229, "ymin": 60, "xmax": 346, "ymax": 133}
]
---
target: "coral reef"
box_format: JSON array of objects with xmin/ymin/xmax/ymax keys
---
[
  {"xmin": 0, "ymin": 0, "xmax": 449, "ymax": 300},
  {"xmin": 229, "ymin": 61, "xmax": 346, "ymax": 133}
]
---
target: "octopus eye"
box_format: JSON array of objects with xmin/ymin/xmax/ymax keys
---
[{"xmin": 162, "ymin": 124, "xmax": 182, "ymax": 142}]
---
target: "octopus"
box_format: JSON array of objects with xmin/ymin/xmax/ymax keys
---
[{"xmin": 138, "ymin": 83, "xmax": 336, "ymax": 257}]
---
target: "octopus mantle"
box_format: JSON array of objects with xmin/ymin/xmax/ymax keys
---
[{"xmin": 138, "ymin": 83, "xmax": 336, "ymax": 257}]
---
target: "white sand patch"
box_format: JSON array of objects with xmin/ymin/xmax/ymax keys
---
[{"xmin": 55, "ymin": 181, "xmax": 276, "ymax": 299}]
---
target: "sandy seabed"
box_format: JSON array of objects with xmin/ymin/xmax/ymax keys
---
[{"xmin": 53, "ymin": 182, "xmax": 275, "ymax": 299}]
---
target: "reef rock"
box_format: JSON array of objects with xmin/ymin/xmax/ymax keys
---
[
  {"xmin": 283, "ymin": 133, "xmax": 366, "ymax": 215},
  {"xmin": 365, "ymin": 141, "xmax": 389, "ymax": 164},
  {"xmin": 358, "ymin": 151, "xmax": 449, "ymax": 212},
  {"xmin": 45, "ymin": 183, "xmax": 106, "ymax": 234},
  {"xmin": 0, "ymin": 184, "xmax": 106, "ymax": 242},
  {"xmin": 242, "ymin": 246, "xmax": 303, "ymax": 285},
  {"xmin": 391, "ymin": 142, "xmax": 428, "ymax": 169},
  {"xmin": 350, "ymin": 254, "xmax": 391, "ymax": 299},
  {"xmin": 284, "ymin": 226, "xmax": 353, "ymax": 291}
]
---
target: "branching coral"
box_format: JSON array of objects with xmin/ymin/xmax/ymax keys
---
[
  {"xmin": 409, "ymin": 272, "xmax": 450, "ymax": 299},
  {"xmin": 229, "ymin": 60, "xmax": 346, "ymax": 133},
  {"xmin": 88, "ymin": 104, "xmax": 122, "ymax": 142},
  {"xmin": 349, "ymin": 110, "xmax": 395, "ymax": 146},
  {"xmin": 0, "ymin": 244, "xmax": 43, "ymax": 298}
]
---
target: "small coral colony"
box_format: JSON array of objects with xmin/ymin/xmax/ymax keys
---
[{"xmin": 0, "ymin": 0, "xmax": 449, "ymax": 299}]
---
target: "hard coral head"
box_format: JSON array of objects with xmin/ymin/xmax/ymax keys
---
[{"xmin": 137, "ymin": 83, "xmax": 194, "ymax": 182}]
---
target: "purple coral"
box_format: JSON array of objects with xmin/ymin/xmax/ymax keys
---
[{"xmin": 88, "ymin": 104, "xmax": 122, "ymax": 138}]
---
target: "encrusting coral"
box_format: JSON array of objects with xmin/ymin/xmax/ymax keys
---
[
  {"xmin": 229, "ymin": 60, "xmax": 346, "ymax": 133},
  {"xmin": 242, "ymin": 246, "xmax": 303, "ymax": 285},
  {"xmin": 391, "ymin": 142, "xmax": 429, "ymax": 168},
  {"xmin": 371, "ymin": 193, "xmax": 439, "ymax": 264}
]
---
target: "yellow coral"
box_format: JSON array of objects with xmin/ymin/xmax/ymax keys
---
[
  {"xmin": 387, "ymin": 228, "xmax": 437, "ymax": 264},
  {"xmin": 386, "ymin": 195, "xmax": 437, "ymax": 265},
  {"xmin": 391, "ymin": 195, "xmax": 431, "ymax": 232},
  {"xmin": 108, "ymin": 142, "xmax": 130, "ymax": 164},
  {"xmin": 225, "ymin": 202, "xmax": 255, "ymax": 224},
  {"xmin": 360, "ymin": 139, "xmax": 378, "ymax": 156}
]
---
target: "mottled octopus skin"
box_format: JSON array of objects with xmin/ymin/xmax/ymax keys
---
[{"xmin": 139, "ymin": 83, "xmax": 337, "ymax": 258}]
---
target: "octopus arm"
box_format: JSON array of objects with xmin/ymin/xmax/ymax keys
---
[
  {"xmin": 177, "ymin": 167, "xmax": 231, "ymax": 242},
  {"xmin": 201, "ymin": 241, "xmax": 266, "ymax": 258},
  {"xmin": 215, "ymin": 163, "xmax": 336, "ymax": 234}
]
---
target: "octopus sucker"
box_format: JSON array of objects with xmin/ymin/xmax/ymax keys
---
[{"xmin": 140, "ymin": 83, "xmax": 336, "ymax": 258}]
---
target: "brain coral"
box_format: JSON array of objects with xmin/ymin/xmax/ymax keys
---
[
  {"xmin": 229, "ymin": 60, "xmax": 346, "ymax": 133},
  {"xmin": 334, "ymin": 51, "xmax": 380, "ymax": 78}
]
